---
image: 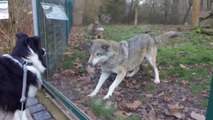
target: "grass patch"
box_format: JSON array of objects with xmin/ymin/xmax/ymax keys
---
[
  {"xmin": 90, "ymin": 98, "xmax": 141, "ymax": 120},
  {"xmin": 190, "ymin": 81, "xmax": 211, "ymax": 95},
  {"xmin": 103, "ymin": 25, "xmax": 150, "ymax": 41},
  {"xmin": 158, "ymin": 31, "xmax": 213, "ymax": 82},
  {"xmin": 115, "ymin": 114, "xmax": 140, "ymax": 120},
  {"xmin": 90, "ymin": 98, "xmax": 115, "ymax": 120},
  {"xmin": 141, "ymin": 84, "xmax": 156, "ymax": 94},
  {"xmin": 61, "ymin": 48, "xmax": 89, "ymax": 71},
  {"xmin": 199, "ymin": 99, "xmax": 208, "ymax": 109}
]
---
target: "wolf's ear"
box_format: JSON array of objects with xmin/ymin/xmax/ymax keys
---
[{"xmin": 101, "ymin": 44, "xmax": 110, "ymax": 50}]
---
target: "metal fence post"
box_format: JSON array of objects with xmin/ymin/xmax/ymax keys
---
[
  {"xmin": 32, "ymin": 0, "xmax": 38, "ymax": 36},
  {"xmin": 206, "ymin": 74, "xmax": 213, "ymax": 120}
]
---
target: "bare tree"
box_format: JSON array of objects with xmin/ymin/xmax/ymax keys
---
[
  {"xmin": 207, "ymin": 0, "xmax": 212, "ymax": 10},
  {"xmin": 192, "ymin": 0, "xmax": 201, "ymax": 28},
  {"xmin": 182, "ymin": 0, "xmax": 193, "ymax": 24},
  {"xmin": 164, "ymin": 0, "xmax": 170, "ymax": 23},
  {"xmin": 171, "ymin": 0, "xmax": 180, "ymax": 24},
  {"xmin": 133, "ymin": 0, "xmax": 140, "ymax": 25}
]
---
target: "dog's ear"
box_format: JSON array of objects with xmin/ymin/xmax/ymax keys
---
[
  {"xmin": 16, "ymin": 32, "xmax": 29, "ymax": 44},
  {"xmin": 16, "ymin": 32, "xmax": 28, "ymax": 40},
  {"xmin": 101, "ymin": 44, "xmax": 110, "ymax": 50}
]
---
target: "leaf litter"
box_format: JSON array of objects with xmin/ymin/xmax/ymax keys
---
[{"xmin": 50, "ymin": 26, "xmax": 209, "ymax": 120}]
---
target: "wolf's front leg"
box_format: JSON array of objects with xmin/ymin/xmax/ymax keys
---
[
  {"xmin": 88, "ymin": 72, "xmax": 111, "ymax": 97},
  {"xmin": 104, "ymin": 70, "xmax": 126, "ymax": 100}
]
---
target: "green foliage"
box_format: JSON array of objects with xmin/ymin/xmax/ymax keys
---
[
  {"xmin": 90, "ymin": 98, "xmax": 115, "ymax": 120},
  {"xmin": 115, "ymin": 114, "xmax": 140, "ymax": 120},
  {"xmin": 190, "ymin": 81, "xmax": 211, "ymax": 95},
  {"xmin": 141, "ymin": 84, "xmax": 156, "ymax": 94},
  {"xmin": 100, "ymin": 0, "xmax": 128, "ymax": 23},
  {"xmin": 62, "ymin": 48, "xmax": 89, "ymax": 71},
  {"xmin": 103, "ymin": 25, "xmax": 150, "ymax": 41},
  {"xmin": 158, "ymin": 31, "xmax": 213, "ymax": 82}
]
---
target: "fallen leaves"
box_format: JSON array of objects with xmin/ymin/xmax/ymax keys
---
[
  {"xmin": 165, "ymin": 103, "xmax": 185, "ymax": 119},
  {"xmin": 125, "ymin": 100, "xmax": 142, "ymax": 110},
  {"xmin": 181, "ymin": 80, "xmax": 190, "ymax": 85},
  {"xmin": 141, "ymin": 104, "xmax": 157, "ymax": 120},
  {"xmin": 124, "ymin": 79, "xmax": 141, "ymax": 89},
  {"xmin": 49, "ymin": 26, "xmax": 209, "ymax": 120}
]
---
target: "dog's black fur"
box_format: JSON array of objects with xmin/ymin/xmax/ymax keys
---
[{"xmin": 0, "ymin": 32, "xmax": 45, "ymax": 113}]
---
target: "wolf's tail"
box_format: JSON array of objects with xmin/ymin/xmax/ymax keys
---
[{"xmin": 154, "ymin": 31, "xmax": 182, "ymax": 44}]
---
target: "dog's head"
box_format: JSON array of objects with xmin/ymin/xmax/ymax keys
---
[
  {"xmin": 11, "ymin": 32, "xmax": 46, "ymax": 73},
  {"xmin": 88, "ymin": 39, "xmax": 112, "ymax": 66}
]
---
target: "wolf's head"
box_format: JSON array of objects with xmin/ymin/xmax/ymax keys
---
[
  {"xmin": 11, "ymin": 32, "xmax": 46, "ymax": 73},
  {"xmin": 88, "ymin": 39, "xmax": 112, "ymax": 66}
]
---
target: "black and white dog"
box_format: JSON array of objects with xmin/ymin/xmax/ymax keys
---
[{"xmin": 0, "ymin": 33, "xmax": 46, "ymax": 120}]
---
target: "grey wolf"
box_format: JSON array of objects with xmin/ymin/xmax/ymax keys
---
[
  {"xmin": 88, "ymin": 21, "xmax": 104, "ymax": 39},
  {"xmin": 87, "ymin": 31, "xmax": 181, "ymax": 99},
  {"xmin": 0, "ymin": 33, "xmax": 46, "ymax": 120}
]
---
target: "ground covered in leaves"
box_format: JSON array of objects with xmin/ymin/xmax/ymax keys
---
[{"xmin": 50, "ymin": 25, "xmax": 212, "ymax": 120}]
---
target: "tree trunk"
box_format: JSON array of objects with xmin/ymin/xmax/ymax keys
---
[
  {"xmin": 192, "ymin": 0, "xmax": 201, "ymax": 28},
  {"xmin": 182, "ymin": 0, "xmax": 193, "ymax": 24},
  {"xmin": 164, "ymin": 0, "xmax": 170, "ymax": 23},
  {"xmin": 207, "ymin": 0, "xmax": 212, "ymax": 10},
  {"xmin": 149, "ymin": 0, "xmax": 155, "ymax": 23},
  {"xmin": 171, "ymin": 0, "xmax": 179, "ymax": 24},
  {"xmin": 134, "ymin": 0, "xmax": 139, "ymax": 26}
]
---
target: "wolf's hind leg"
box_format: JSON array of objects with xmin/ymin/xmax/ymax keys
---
[
  {"xmin": 126, "ymin": 66, "xmax": 140, "ymax": 77},
  {"xmin": 145, "ymin": 48, "xmax": 160, "ymax": 84}
]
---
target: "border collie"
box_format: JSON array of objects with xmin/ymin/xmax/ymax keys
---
[{"xmin": 0, "ymin": 33, "xmax": 46, "ymax": 120}]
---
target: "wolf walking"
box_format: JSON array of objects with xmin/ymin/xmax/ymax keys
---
[{"xmin": 87, "ymin": 31, "xmax": 181, "ymax": 99}]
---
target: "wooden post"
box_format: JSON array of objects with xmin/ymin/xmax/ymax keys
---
[{"xmin": 192, "ymin": 0, "xmax": 201, "ymax": 28}]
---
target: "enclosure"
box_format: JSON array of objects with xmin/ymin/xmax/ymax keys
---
[{"xmin": 0, "ymin": 0, "xmax": 213, "ymax": 120}]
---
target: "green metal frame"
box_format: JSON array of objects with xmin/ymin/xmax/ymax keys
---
[
  {"xmin": 43, "ymin": 80, "xmax": 91, "ymax": 120},
  {"xmin": 34, "ymin": 0, "xmax": 92, "ymax": 119},
  {"xmin": 206, "ymin": 74, "xmax": 213, "ymax": 120}
]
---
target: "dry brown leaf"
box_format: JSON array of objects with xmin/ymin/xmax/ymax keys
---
[
  {"xmin": 201, "ymin": 90, "xmax": 209, "ymax": 97},
  {"xmin": 181, "ymin": 80, "xmax": 189, "ymax": 85},
  {"xmin": 144, "ymin": 94, "xmax": 153, "ymax": 98},
  {"xmin": 156, "ymin": 92, "xmax": 164, "ymax": 97},
  {"xmin": 180, "ymin": 64, "xmax": 189, "ymax": 69},
  {"xmin": 115, "ymin": 111, "xmax": 127, "ymax": 118},
  {"xmin": 125, "ymin": 80, "xmax": 141, "ymax": 89},
  {"xmin": 190, "ymin": 111, "xmax": 205, "ymax": 120},
  {"xmin": 165, "ymin": 103, "xmax": 185, "ymax": 119},
  {"xmin": 126, "ymin": 100, "xmax": 142, "ymax": 110},
  {"xmin": 148, "ymin": 110, "xmax": 157, "ymax": 120},
  {"xmin": 163, "ymin": 96, "xmax": 172, "ymax": 102},
  {"xmin": 168, "ymin": 103, "xmax": 184, "ymax": 111},
  {"xmin": 86, "ymin": 65, "xmax": 95, "ymax": 74}
]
